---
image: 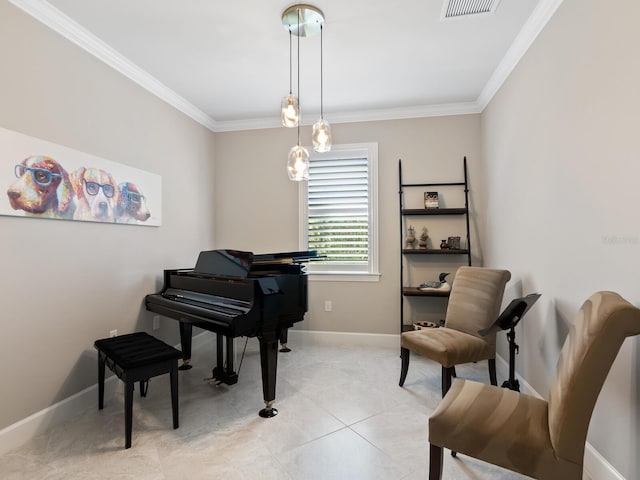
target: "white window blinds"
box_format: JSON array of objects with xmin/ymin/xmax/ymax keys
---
[{"xmin": 307, "ymin": 156, "xmax": 369, "ymax": 265}]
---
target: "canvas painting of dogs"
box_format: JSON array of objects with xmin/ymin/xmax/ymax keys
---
[{"xmin": 1, "ymin": 126, "xmax": 161, "ymax": 226}]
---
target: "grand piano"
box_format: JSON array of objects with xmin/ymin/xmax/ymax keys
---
[{"xmin": 145, "ymin": 249, "xmax": 318, "ymax": 417}]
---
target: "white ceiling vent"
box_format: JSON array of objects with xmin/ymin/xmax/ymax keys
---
[{"xmin": 441, "ymin": 0, "xmax": 501, "ymax": 19}]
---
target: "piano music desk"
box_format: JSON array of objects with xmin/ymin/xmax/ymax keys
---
[{"xmin": 94, "ymin": 332, "xmax": 183, "ymax": 449}]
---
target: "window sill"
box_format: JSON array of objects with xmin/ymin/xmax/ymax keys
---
[{"xmin": 308, "ymin": 272, "xmax": 381, "ymax": 282}]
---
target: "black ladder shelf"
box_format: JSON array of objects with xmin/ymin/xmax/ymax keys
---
[{"xmin": 398, "ymin": 157, "xmax": 471, "ymax": 332}]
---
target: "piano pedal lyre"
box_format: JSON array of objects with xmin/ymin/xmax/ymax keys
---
[
  {"xmin": 259, "ymin": 401, "xmax": 278, "ymax": 418},
  {"xmin": 205, "ymin": 376, "xmax": 223, "ymax": 386},
  {"xmin": 279, "ymin": 343, "xmax": 291, "ymax": 353}
]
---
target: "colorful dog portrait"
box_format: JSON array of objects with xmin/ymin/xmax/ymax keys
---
[{"xmin": 1, "ymin": 127, "xmax": 161, "ymax": 226}]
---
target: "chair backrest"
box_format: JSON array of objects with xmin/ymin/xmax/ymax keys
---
[
  {"xmin": 548, "ymin": 291, "xmax": 640, "ymax": 465},
  {"xmin": 445, "ymin": 267, "xmax": 512, "ymax": 348}
]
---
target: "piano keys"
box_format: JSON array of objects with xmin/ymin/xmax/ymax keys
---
[{"xmin": 145, "ymin": 249, "xmax": 318, "ymax": 417}]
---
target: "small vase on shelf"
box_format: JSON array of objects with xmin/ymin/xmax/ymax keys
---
[{"xmin": 406, "ymin": 226, "xmax": 416, "ymax": 249}]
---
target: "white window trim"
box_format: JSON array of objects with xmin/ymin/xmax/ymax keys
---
[{"xmin": 298, "ymin": 142, "xmax": 380, "ymax": 282}]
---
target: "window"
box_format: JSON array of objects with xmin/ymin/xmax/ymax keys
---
[{"xmin": 299, "ymin": 143, "xmax": 379, "ymax": 281}]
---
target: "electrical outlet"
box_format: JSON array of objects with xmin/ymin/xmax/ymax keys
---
[
  {"xmin": 153, "ymin": 316, "xmax": 160, "ymax": 330},
  {"xmin": 324, "ymin": 300, "xmax": 332, "ymax": 312},
  {"xmin": 109, "ymin": 329, "xmax": 118, "ymax": 338}
]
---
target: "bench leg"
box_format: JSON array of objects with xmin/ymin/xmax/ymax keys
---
[
  {"xmin": 125, "ymin": 381, "xmax": 134, "ymax": 449},
  {"xmin": 170, "ymin": 364, "xmax": 179, "ymax": 429}
]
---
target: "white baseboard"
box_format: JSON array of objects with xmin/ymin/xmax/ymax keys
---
[
  {"xmin": 494, "ymin": 355, "xmax": 624, "ymax": 480},
  {"xmin": 0, "ymin": 330, "xmax": 626, "ymax": 480}
]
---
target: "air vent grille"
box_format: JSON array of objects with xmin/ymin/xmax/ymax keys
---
[{"xmin": 442, "ymin": 0, "xmax": 501, "ymax": 18}]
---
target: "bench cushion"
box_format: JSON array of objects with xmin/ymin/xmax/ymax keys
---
[{"xmin": 94, "ymin": 332, "xmax": 182, "ymax": 369}]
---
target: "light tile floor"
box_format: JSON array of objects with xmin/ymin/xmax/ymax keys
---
[{"xmin": 0, "ymin": 338, "xmax": 529, "ymax": 479}]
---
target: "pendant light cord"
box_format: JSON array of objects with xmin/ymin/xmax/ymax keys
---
[
  {"xmin": 320, "ymin": 24, "xmax": 324, "ymax": 120},
  {"xmin": 288, "ymin": 29, "xmax": 293, "ymax": 95},
  {"xmin": 297, "ymin": 7, "xmax": 301, "ymax": 145}
]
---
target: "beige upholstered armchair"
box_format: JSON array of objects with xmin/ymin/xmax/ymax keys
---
[
  {"xmin": 399, "ymin": 267, "xmax": 511, "ymax": 396},
  {"xmin": 428, "ymin": 291, "xmax": 640, "ymax": 480}
]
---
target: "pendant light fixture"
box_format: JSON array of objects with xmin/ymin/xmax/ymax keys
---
[
  {"xmin": 281, "ymin": 4, "xmax": 328, "ymax": 181},
  {"xmin": 281, "ymin": 28, "xmax": 299, "ymax": 127},
  {"xmin": 312, "ymin": 24, "xmax": 331, "ymax": 153}
]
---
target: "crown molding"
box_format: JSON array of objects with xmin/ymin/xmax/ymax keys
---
[
  {"xmin": 11, "ymin": 0, "xmax": 563, "ymax": 133},
  {"xmin": 214, "ymin": 102, "xmax": 483, "ymax": 132},
  {"xmin": 477, "ymin": 0, "xmax": 565, "ymax": 109},
  {"xmin": 9, "ymin": 0, "xmax": 219, "ymax": 132}
]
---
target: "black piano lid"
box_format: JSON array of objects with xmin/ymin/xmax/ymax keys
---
[
  {"xmin": 194, "ymin": 250, "xmax": 254, "ymax": 278},
  {"xmin": 193, "ymin": 249, "xmax": 321, "ymax": 279}
]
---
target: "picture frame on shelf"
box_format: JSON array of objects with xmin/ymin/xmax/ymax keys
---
[
  {"xmin": 447, "ymin": 236, "xmax": 461, "ymax": 249},
  {"xmin": 424, "ymin": 191, "xmax": 439, "ymax": 209}
]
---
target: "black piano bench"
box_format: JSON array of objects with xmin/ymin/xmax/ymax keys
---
[{"xmin": 94, "ymin": 332, "xmax": 183, "ymax": 449}]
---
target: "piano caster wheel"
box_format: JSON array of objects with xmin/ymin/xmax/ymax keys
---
[
  {"xmin": 259, "ymin": 407, "xmax": 278, "ymax": 418},
  {"xmin": 279, "ymin": 343, "xmax": 291, "ymax": 353},
  {"xmin": 178, "ymin": 360, "xmax": 193, "ymax": 371}
]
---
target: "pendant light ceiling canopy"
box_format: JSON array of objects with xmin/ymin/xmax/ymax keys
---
[{"xmin": 281, "ymin": 4, "xmax": 325, "ymax": 37}]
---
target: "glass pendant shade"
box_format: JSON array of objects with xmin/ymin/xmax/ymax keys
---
[
  {"xmin": 312, "ymin": 118, "xmax": 332, "ymax": 152},
  {"xmin": 281, "ymin": 94, "xmax": 299, "ymax": 127},
  {"xmin": 287, "ymin": 144, "xmax": 310, "ymax": 181}
]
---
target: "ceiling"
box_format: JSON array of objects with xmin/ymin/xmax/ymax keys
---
[{"xmin": 12, "ymin": 0, "xmax": 559, "ymax": 132}]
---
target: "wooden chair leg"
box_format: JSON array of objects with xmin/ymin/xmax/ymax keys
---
[
  {"xmin": 399, "ymin": 348, "xmax": 410, "ymax": 386},
  {"xmin": 488, "ymin": 358, "xmax": 497, "ymax": 386},
  {"xmin": 441, "ymin": 366, "xmax": 453, "ymax": 397},
  {"xmin": 429, "ymin": 443, "xmax": 443, "ymax": 480}
]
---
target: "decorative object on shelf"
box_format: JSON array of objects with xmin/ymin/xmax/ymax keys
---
[
  {"xmin": 419, "ymin": 227, "xmax": 429, "ymax": 249},
  {"xmin": 282, "ymin": 4, "xmax": 331, "ymax": 181},
  {"xmin": 440, "ymin": 239, "xmax": 449, "ymax": 249},
  {"xmin": 424, "ymin": 191, "xmax": 439, "ymax": 208},
  {"xmin": 406, "ymin": 225, "xmax": 416, "ymax": 249},
  {"xmin": 418, "ymin": 273, "xmax": 451, "ymax": 293},
  {"xmin": 447, "ymin": 236, "xmax": 461, "ymax": 249}
]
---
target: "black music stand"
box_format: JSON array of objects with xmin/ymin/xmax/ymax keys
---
[{"xmin": 478, "ymin": 293, "xmax": 541, "ymax": 392}]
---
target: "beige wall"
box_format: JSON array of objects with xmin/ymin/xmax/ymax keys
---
[
  {"xmin": 0, "ymin": 3, "xmax": 216, "ymax": 429},
  {"xmin": 482, "ymin": 0, "xmax": 640, "ymax": 477},
  {"xmin": 215, "ymin": 115, "xmax": 482, "ymax": 334}
]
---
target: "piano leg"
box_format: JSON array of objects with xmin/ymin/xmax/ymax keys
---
[
  {"xmin": 279, "ymin": 328, "xmax": 291, "ymax": 353},
  {"xmin": 258, "ymin": 329, "xmax": 279, "ymax": 418},
  {"xmin": 178, "ymin": 322, "xmax": 193, "ymax": 370}
]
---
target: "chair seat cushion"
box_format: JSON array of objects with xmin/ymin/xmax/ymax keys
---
[
  {"xmin": 429, "ymin": 379, "xmax": 581, "ymax": 479},
  {"xmin": 401, "ymin": 328, "xmax": 494, "ymax": 367}
]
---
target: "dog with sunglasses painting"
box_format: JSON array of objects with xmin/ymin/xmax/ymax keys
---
[
  {"xmin": 70, "ymin": 167, "xmax": 118, "ymax": 222},
  {"xmin": 115, "ymin": 182, "xmax": 151, "ymax": 224},
  {"xmin": 7, "ymin": 155, "xmax": 76, "ymax": 219}
]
